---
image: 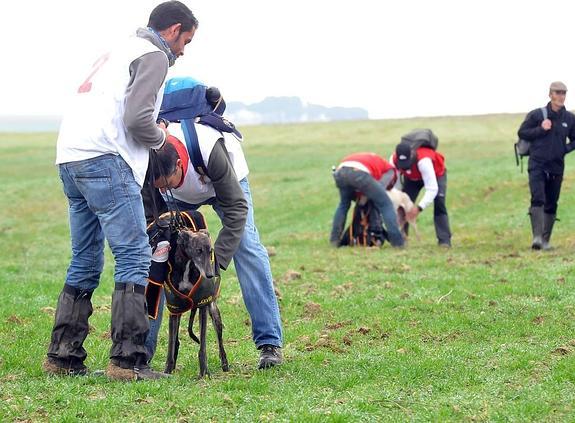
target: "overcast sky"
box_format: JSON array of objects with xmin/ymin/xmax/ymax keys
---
[{"xmin": 2, "ymin": 0, "xmax": 574, "ymax": 119}]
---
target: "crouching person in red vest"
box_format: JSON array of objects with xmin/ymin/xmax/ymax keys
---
[
  {"xmin": 392, "ymin": 144, "xmax": 452, "ymax": 247},
  {"xmin": 330, "ymin": 152, "xmax": 405, "ymax": 247}
]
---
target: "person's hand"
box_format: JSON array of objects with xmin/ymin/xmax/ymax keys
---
[
  {"xmin": 406, "ymin": 206, "xmax": 420, "ymax": 221},
  {"xmin": 541, "ymin": 119, "xmax": 552, "ymax": 131},
  {"xmin": 158, "ymin": 121, "xmax": 170, "ymax": 138}
]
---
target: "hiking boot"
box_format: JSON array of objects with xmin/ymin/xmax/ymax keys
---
[
  {"xmin": 106, "ymin": 361, "xmax": 170, "ymax": 381},
  {"xmin": 529, "ymin": 207, "xmax": 544, "ymax": 250},
  {"xmin": 42, "ymin": 357, "xmax": 87, "ymax": 376},
  {"xmin": 258, "ymin": 345, "xmax": 283, "ymax": 369}
]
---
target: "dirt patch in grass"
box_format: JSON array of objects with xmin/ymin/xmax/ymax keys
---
[
  {"xmin": 6, "ymin": 315, "xmax": 25, "ymax": 324},
  {"xmin": 324, "ymin": 320, "xmax": 352, "ymax": 330},
  {"xmin": 282, "ymin": 270, "xmax": 302, "ymax": 283},
  {"xmin": 302, "ymin": 302, "xmax": 321, "ymax": 318}
]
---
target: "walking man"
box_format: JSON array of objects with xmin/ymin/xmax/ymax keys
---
[{"xmin": 518, "ymin": 81, "xmax": 575, "ymax": 250}]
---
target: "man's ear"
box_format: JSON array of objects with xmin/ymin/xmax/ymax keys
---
[{"xmin": 161, "ymin": 23, "xmax": 182, "ymax": 42}]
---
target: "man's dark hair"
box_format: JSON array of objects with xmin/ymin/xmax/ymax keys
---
[
  {"xmin": 148, "ymin": 1, "xmax": 198, "ymax": 32},
  {"xmin": 150, "ymin": 142, "xmax": 179, "ymax": 179}
]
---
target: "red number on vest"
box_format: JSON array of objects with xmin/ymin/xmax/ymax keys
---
[{"xmin": 77, "ymin": 53, "xmax": 110, "ymax": 94}]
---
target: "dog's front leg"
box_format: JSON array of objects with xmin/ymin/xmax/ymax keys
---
[
  {"xmin": 209, "ymin": 302, "xmax": 229, "ymax": 371},
  {"xmin": 198, "ymin": 306, "xmax": 210, "ymax": 378},
  {"xmin": 165, "ymin": 313, "xmax": 181, "ymax": 374}
]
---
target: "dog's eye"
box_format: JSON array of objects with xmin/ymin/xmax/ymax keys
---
[{"xmin": 197, "ymin": 248, "xmax": 203, "ymax": 255}]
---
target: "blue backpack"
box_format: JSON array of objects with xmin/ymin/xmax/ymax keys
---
[{"xmin": 159, "ymin": 77, "xmax": 243, "ymax": 178}]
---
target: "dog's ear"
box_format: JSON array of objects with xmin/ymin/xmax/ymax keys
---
[
  {"xmin": 199, "ymin": 228, "xmax": 210, "ymax": 237},
  {"xmin": 177, "ymin": 231, "xmax": 186, "ymax": 245}
]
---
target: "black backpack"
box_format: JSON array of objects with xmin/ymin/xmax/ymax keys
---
[
  {"xmin": 400, "ymin": 128, "xmax": 439, "ymax": 151},
  {"xmin": 340, "ymin": 199, "xmax": 388, "ymax": 247},
  {"xmin": 514, "ymin": 107, "xmax": 547, "ymax": 172}
]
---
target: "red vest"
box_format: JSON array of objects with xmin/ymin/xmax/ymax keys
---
[
  {"xmin": 340, "ymin": 152, "xmax": 395, "ymax": 181},
  {"xmin": 392, "ymin": 147, "xmax": 446, "ymax": 181}
]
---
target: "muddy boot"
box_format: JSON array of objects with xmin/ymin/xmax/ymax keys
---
[
  {"xmin": 44, "ymin": 285, "xmax": 93, "ymax": 376},
  {"xmin": 529, "ymin": 207, "xmax": 544, "ymax": 250},
  {"xmin": 106, "ymin": 283, "xmax": 169, "ymax": 381},
  {"xmin": 542, "ymin": 213, "xmax": 556, "ymax": 251}
]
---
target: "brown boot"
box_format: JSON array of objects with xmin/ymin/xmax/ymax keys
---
[
  {"xmin": 106, "ymin": 360, "xmax": 170, "ymax": 381},
  {"xmin": 43, "ymin": 357, "xmax": 87, "ymax": 376}
]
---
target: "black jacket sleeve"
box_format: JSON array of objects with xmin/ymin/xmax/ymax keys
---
[
  {"xmin": 207, "ymin": 140, "xmax": 248, "ymax": 270},
  {"xmin": 567, "ymin": 114, "xmax": 575, "ymax": 154},
  {"xmin": 518, "ymin": 108, "xmax": 547, "ymax": 141}
]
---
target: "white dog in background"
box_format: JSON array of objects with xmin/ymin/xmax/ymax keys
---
[{"xmin": 386, "ymin": 188, "xmax": 420, "ymax": 241}]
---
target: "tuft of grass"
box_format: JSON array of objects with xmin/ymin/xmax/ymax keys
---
[{"xmin": 2, "ymin": 115, "xmax": 575, "ymax": 421}]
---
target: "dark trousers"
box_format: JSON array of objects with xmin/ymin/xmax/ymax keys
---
[
  {"xmin": 528, "ymin": 167, "xmax": 563, "ymax": 214},
  {"xmin": 403, "ymin": 173, "xmax": 452, "ymax": 245}
]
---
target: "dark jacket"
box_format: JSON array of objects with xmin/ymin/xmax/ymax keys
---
[{"xmin": 518, "ymin": 102, "xmax": 575, "ymax": 173}]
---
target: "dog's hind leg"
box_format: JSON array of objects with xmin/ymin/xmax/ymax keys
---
[
  {"xmin": 165, "ymin": 313, "xmax": 181, "ymax": 374},
  {"xmin": 209, "ymin": 302, "xmax": 229, "ymax": 372},
  {"xmin": 187, "ymin": 308, "xmax": 200, "ymax": 344},
  {"xmin": 198, "ymin": 306, "xmax": 210, "ymax": 378}
]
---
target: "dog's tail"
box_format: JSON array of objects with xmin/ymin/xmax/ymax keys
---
[{"xmin": 188, "ymin": 308, "xmax": 200, "ymax": 344}]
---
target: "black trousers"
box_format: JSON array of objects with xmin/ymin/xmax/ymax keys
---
[
  {"xmin": 403, "ymin": 173, "xmax": 452, "ymax": 245},
  {"xmin": 528, "ymin": 167, "xmax": 563, "ymax": 214}
]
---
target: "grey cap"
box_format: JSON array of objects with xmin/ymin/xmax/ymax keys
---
[{"xmin": 550, "ymin": 81, "xmax": 568, "ymax": 92}]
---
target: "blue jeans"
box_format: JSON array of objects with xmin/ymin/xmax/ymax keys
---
[
  {"xmin": 145, "ymin": 177, "xmax": 283, "ymax": 360},
  {"xmin": 59, "ymin": 154, "xmax": 151, "ymax": 290},
  {"xmin": 330, "ymin": 167, "xmax": 404, "ymax": 247}
]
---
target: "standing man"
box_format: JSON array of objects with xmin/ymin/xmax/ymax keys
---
[
  {"xmin": 44, "ymin": 1, "xmax": 197, "ymax": 381},
  {"xmin": 518, "ymin": 81, "xmax": 575, "ymax": 250},
  {"xmin": 145, "ymin": 100, "xmax": 283, "ymax": 369},
  {"xmin": 392, "ymin": 142, "xmax": 451, "ymax": 247},
  {"xmin": 330, "ymin": 152, "xmax": 404, "ymax": 248}
]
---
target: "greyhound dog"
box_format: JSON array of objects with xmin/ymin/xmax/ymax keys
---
[
  {"xmin": 164, "ymin": 228, "xmax": 229, "ymax": 378},
  {"xmin": 386, "ymin": 188, "xmax": 420, "ymax": 240}
]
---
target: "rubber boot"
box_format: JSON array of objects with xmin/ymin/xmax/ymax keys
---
[
  {"xmin": 542, "ymin": 213, "xmax": 556, "ymax": 251},
  {"xmin": 529, "ymin": 206, "xmax": 544, "ymax": 250},
  {"xmin": 106, "ymin": 283, "xmax": 169, "ymax": 381},
  {"xmin": 44, "ymin": 284, "xmax": 93, "ymax": 376}
]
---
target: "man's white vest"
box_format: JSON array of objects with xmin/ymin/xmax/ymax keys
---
[
  {"xmin": 56, "ymin": 35, "xmax": 165, "ymax": 187},
  {"xmin": 169, "ymin": 123, "xmax": 249, "ymax": 205}
]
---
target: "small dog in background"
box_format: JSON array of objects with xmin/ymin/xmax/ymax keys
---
[{"xmin": 386, "ymin": 188, "xmax": 420, "ymax": 241}]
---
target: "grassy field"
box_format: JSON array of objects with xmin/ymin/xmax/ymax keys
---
[{"xmin": 2, "ymin": 114, "xmax": 575, "ymax": 422}]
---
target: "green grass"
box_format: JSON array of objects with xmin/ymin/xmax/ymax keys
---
[{"xmin": 2, "ymin": 114, "xmax": 575, "ymax": 421}]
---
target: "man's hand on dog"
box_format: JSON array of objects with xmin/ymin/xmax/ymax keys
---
[{"xmin": 406, "ymin": 206, "xmax": 420, "ymax": 221}]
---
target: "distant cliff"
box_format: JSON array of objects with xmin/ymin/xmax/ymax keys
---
[
  {"xmin": 0, "ymin": 98, "xmax": 368, "ymax": 132},
  {"xmin": 224, "ymin": 96, "xmax": 369, "ymax": 125}
]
